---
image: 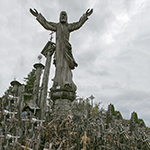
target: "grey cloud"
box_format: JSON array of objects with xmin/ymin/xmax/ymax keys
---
[{"xmin": 93, "ymin": 90, "xmax": 150, "ymax": 126}]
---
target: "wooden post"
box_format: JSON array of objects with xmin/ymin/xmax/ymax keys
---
[
  {"xmin": 33, "ymin": 63, "xmax": 44, "ymax": 106},
  {"xmin": 40, "ymin": 41, "xmax": 55, "ymax": 119}
]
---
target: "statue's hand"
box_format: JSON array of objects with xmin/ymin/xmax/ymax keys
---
[
  {"xmin": 30, "ymin": 8, "xmax": 39, "ymax": 17},
  {"xmin": 86, "ymin": 8, "xmax": 93, "ymax": 16}
]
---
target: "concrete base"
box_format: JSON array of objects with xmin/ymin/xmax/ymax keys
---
[
  {"xmin": 50, "ymin": 89, "xmax": 76, "ymax": 101},
  {"xmin": 53, "ymin": 99, "xmax": 72, "ymax": 116}
]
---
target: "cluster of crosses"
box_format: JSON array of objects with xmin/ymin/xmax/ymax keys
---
[
  {"xmin": 0, "ymin": 9, "xmax": 150, "ymax": 149},
  {"xmin": 0, "ymin": 84, "xmax": 150, "ymax": 149}
]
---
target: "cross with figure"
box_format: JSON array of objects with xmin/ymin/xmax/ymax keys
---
[{"xmin": 30, "ymin": 8, "xmax": 93, "ymax": 95}]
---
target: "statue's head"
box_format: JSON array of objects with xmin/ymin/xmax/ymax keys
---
[{"xmin": 59, "ymin": 11, "xmax": 68, "ymax": 23}]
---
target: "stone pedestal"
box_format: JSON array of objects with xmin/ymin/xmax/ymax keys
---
[
  {"xmin": 50, "ymin": 88, "xmax": 76, "ymax": 116},
  {"xmin": 50, "ymin": 89, "xmax": 76, "ymax": 101},
  {"xmin": 53, "ymin": 99, "xmax": 72, "ymax": 116}
]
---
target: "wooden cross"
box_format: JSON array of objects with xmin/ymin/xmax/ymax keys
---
[
  {"xmin": 43, "ymin": 142, "xmax": 53, "ymax": 150},
  {"xmin": 3, "ymin": 139, "xmax": 9, "ymax": 149},
  {"xmin": 80, "ymin": 131, "xmax": 90, "ymax": 150},
  {"xmin": 34, "ymin": 133, "xmax": 41, "ymax": 150},
  {"xmin": 21, "ymin": 141, "xmax": 33, "ymax": 150},
  {"xmin": 7, "ymin": 111, "xmax": 18, "ymax": 122},
  {"xmin": 54, "ymin": 122, "xmax": 58, "ymax": 137},
  {"xmin": 10, "ymin": 136, "xmax": 20, "ymax": 148},
  {"xmin": 35, "ymin": 120, "xmax": 46, "ymax": 131}
]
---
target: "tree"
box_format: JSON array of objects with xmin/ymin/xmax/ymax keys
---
[
  {"xmin": 92, "ymin": 102, "xmax": 101, "ymax": 117},
  {"xmin": 110, "ymin": 103, "xmax": 116, "ymax": 116},
  {"xmin": 133, "ymin": 111, "xmax": 139, "ymax": 124},
  {"xmin": 24, "ymin": 69, "xmax": 36, "ymax": 103},
  {"xmin": 139, "ymin": 118, "xmax": 146, "ymax": 127},
  {"xmin": 115, "ymin": 111, "xmax": 123, "ymax": 119},
  {"xmin": 2, "ymin": 85, "xmax": 13, "ymax": 98}
]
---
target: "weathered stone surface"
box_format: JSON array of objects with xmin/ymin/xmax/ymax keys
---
[
  {"xmin": 53, "ymin": 99, "xmax": 72, "ymax": 115},
  {"xmin": 50, "ymin": 89, "xmax": 76, "ymax": 101}
]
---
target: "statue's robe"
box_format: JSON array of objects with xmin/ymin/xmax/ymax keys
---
[{"xmin": 36, "ymin": 13, "xmax": 88, "ymax": 91}]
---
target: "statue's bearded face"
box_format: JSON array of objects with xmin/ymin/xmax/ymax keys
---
[{"xmin": 60, "ymin": 11, "xmax": 67, "ymax": 23}]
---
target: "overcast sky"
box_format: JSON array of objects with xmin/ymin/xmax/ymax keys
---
[{"xmin": 0, "ymin": 0, "xmax": 150, "ymax": 126}]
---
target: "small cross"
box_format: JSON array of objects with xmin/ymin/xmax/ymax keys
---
[
  {"xmin": 50, "ymin": 31, "xmax": 54, "ymax": 42},
  {"xmin": 37, "ymin": 55, "xmax": 42, "ymax": 63},
  {"xmin": 89, "ymin": 95, "xmax": 95, "ymax": 100},
  {"xmin": 89, "ymin": 95, "xmax": 95, "ymax": 106},
  {"xmin": 21, "ymin": 141, "xmax": 33, "ymax": 150}
]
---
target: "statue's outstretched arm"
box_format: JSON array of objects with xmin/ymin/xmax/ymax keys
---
[
  {"xmin": 69, "ymin": 8, "xmax": 93, "ymax": 32},
  {"xmin": 30, "ymin": 8, "xmax": 57, "ymax": 31}
]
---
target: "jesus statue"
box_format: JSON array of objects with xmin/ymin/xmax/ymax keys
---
[{"xmin": 30, "ymin": 8, "xmax": 93, "ymax": 99}]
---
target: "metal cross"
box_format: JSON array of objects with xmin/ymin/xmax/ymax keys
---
[
  {"xmin": 89, "ymin": 95, "xmax": 95, "ymax": 107},
  {"xmin": 49, "ymin": 31, "xmax": 54, "ymax": 42},
  {"xmin": 37, "ymin": 55, "xmax": 42, "ymax": 63}
]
